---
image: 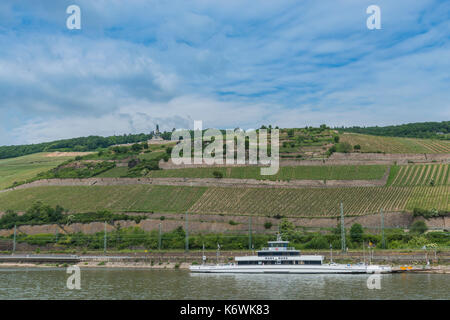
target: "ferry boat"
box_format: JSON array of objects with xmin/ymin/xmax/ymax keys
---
[{"xmin": 189, "ymin": 235, "xmax": 392, "ymax": 274}]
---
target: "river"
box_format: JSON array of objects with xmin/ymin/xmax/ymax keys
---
[{"xmin": 0, "ymin": 267, "xmax": 448, "ymax": 300}]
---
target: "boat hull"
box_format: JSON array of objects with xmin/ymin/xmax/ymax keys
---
[{"xmin": 189, "ymin": 264, "xmax": 392, "ymax": 274}]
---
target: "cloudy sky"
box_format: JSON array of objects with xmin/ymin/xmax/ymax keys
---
[{"xmin": 0, "ymin": 0, "xmax": 448, "ymax": 145}]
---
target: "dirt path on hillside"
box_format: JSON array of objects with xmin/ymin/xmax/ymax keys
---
[{"xmin": 44, "ymin": 152, "xmax": 94, "ymax": 157}]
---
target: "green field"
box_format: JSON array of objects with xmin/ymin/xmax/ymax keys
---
[
  {"xmin": 341, "ymin": 133, "xmax": 450, "ymax": 153},
  {"xmin": 0, "ymin": 153, "xmax": 79, "ymax": 190},
  {"xmin": 0, "ymin": 184, "xmax": 447, "ymax": 217},
  {"xmin": 145, "ymin": 165, "xmax": 387, "ymax": 181},
  {"xmin": 0, "ymin": 185, "xmax": 206, "ymax": 213}
]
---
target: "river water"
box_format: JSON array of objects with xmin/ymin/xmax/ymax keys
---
[{"xmin": 0, "ymin": 267, "xmax": 448, "ymax": 300}]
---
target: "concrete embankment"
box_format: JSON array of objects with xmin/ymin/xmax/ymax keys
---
[
  {"xmin": 0, "ymin": 211, "xmax": 447, "ymax": 238},
  {"xmin": 1, "ymin": 250, "xmax": 449, "ymax": 269}
]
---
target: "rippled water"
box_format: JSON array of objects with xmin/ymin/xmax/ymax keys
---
[{"xmin": 0, "ymin": 267, "xmax": 448, "ymax": 300}]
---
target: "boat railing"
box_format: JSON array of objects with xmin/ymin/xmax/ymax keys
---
[{"xmin": 260, "ymin": 247, "xmax": 297, "ymax": 251}]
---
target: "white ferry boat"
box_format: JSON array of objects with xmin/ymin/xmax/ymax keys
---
[{"xmin": 189, "ymin": 235, "xmax": 392, "ymax": 274}]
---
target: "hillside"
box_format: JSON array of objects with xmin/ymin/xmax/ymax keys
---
[
  {"xmin": 0, "ymin": 152, "xmax": 88, "ymax": 190},
  {"xmin": 0, "ymin": 133, "xmax": 161, "ymax": 160},
  {"xmin": 0, "ymin": 184, "xmax": 448, "ymax": 217},
  {"xmin": 0, "ymin": 126, "xmax": 448, "ymax": 225},
  {"xmin": 340, "ymin": 121, "xmax": 449, "ymax": 139},
  {"xmin": 340, "ymin": 133, "xmax": 450, "ymax": 153}
]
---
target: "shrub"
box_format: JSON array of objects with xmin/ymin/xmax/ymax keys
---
[
  {"xmin": 350, "ymin": 223, "xmax": 364, "ymax": 243},
  {"xmin": 212, "ymin": 171, "xmax": 223, "ymax": 179},
  {"xmin": 128, "ymin": 159, "xmax": 140, "ymax": 168},
  {"xmin": 336, "ymin": 142, "xmax": 352, "ymax": 153},
  {"xmin": 228, "ymin": 220, "xmax": 238, "ymax": 226},
  {"xmin": 304, "ymin": 235, "xmax": 329, "ymax": 249},
  {"xmin": 410, "ymin": 221, "xmax": 428, "ymax": 234},
  {"xmin": 264, "ymin": 222, "xmax": 273, "ymax": 230}
]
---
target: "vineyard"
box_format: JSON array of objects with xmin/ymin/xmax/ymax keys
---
[
  {"xmin": 407, "ymin": 186, "xmax": 450, "ymax": 212},
  {"xmin": 389, "ymin": 164, "xmax": 449, "ymax": 186},
  {"xmin": 0, "ymin": 184, "xmax": 447, "ymax": 218},
  {"xmin": 147, "ymin": 165, "xmax": 387, "ymax": 181},
  {"xmin": 340, "ymin": 133, "xmax": 450, "ymax": 153},
  {"xmin": 189, "ymin": 186, "xmax": 449, "ymax": 217}
]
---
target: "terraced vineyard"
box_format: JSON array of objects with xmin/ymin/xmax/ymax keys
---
[
  {"xmin": 389, "ymin": 164, "xmax": 449, "ymax": 186},
  {"xmin": 407, "ymin": 186, "xmax": 450, "ymax": 212},
  {"xmin": 189, "ymin": 186, "xmax": 448, "ymax": 217},
  {"xmin": 340, "ymin": 133, "xmax": 450, "ymax": 153},
  {"xmin": 147, "ymin": 165, "xmax": 387, "ymax": 181},
  {"xmin": 0, "ymin": 184, "xmax": 447, "ymax": 217}
]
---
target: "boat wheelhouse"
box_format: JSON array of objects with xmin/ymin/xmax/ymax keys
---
[{"xmin": 236, "ymin": 236, "xmax": 323, "ymax": 266}]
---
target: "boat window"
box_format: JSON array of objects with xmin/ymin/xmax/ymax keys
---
[{"xmin": 304, "ymin": 260, "xmax": 322, "ymax": 265}]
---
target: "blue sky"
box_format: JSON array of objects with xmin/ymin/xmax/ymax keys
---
[{"xmin": 0, "ymin": 0, "xmax": 448, "ymax": 145}]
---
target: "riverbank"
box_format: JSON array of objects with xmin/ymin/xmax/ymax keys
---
[
  {"xmin": 1, "ymin": 261, "xmax": 449, "ymax": 273},
  {"xmin": 0, "ymin": 261, "xmax": 191, "ymax": 269}
]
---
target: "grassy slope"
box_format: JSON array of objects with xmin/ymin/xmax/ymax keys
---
[
  {"xmin": 340, "ymin": 133, "xmax": 450, "ymax": 153},
  {"xmin": 0, "ymin": 185, "xmax": 206, "ymax": 213},
  {"xmin": 0, "ymin": 184, "xmax": 447, "ymax": 217},
  {"xmin": 0, "ymin": 153, "xmax": 79, "ymax": 190}
]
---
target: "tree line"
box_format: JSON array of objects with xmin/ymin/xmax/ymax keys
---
[
  {"xmin": 0, "ymin": 132, "xmax": 172, "ymax": 159},
  {"xmin": 338, "ymin": 121, "xmax": 449, "ymax": 140}
]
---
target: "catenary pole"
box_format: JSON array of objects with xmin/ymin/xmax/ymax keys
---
[{"xmin": 340, "ymin": 203, "xmax": 346, "ymax": 253}]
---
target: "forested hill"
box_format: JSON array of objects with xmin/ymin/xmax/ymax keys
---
[
  {"xmin": 339, "ymin": 121, "xmax": 449, "ymax": 140},
  {"xmin": 0, "ymin": 133, "xmax": 158, "ymax": 160}
]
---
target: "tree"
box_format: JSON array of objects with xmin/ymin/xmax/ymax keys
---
[
  {"xmin": 410, "ymin": 220, "xmax": 428, "ymax": 234},
  {"xmin": 336, "ymin": 142, "xmax": 352, "ymax": 153},
  {"xmin": 287, "ymin": 129, "xmax": 294, "ymax": 138},
  {"xmin": 131, "ymin": 143, "xmax": 142, "ymax": 152},
  {"xmin": 350, "ymin": 223, "xmax": 364, "ymax": 243},
  {"xmin": 279, "ymin": 219, "xmax": 295, "ymax": 239}
]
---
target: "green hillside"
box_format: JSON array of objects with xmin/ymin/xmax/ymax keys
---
[
  {"xmin": 0, "ymin": 153, "xmax": 81, "ymax": 190},
  {"xmin": 0, "ymin": 184, "xmax": 447, "ymax": 217},
  {"xmin": 340, "ymin": 133, "xmax": 450, "ymax": 153}
]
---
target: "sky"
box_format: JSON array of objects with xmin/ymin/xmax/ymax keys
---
[{"xmin": 0, "ymin": 0, "xmax": 449, "ymax": 145}]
